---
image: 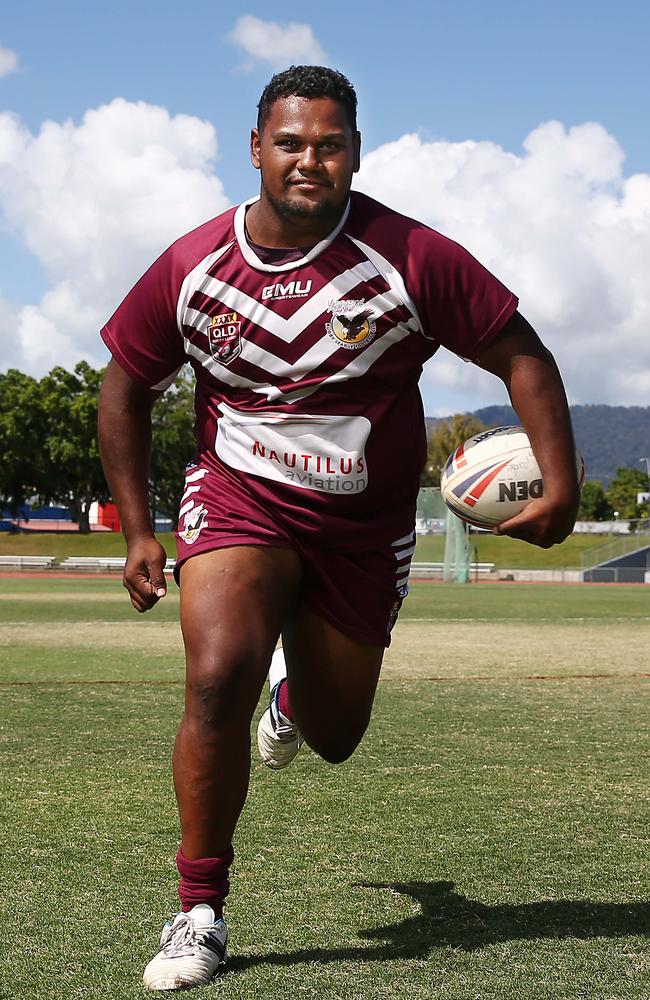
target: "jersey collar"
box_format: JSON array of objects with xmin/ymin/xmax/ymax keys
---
[{"xmin": 234, "ymin": 196, "xmax": 350, "ymax": 273}]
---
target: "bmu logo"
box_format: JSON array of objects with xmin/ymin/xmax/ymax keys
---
[
  {"xmin": 208, "ymin": 311, "xmax": 241, "ymax": 365},
  {"xmin": 262, "ymin": 279, "xmax": 312, "ymax": 300}
]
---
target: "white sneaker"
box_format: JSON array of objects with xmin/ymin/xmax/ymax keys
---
[
  {"xmin": 143, "ymin": 904, "xmax": 227, "ymax": 991},
  {"xmin": 257, "ymin": 678, "xmax": 303, "ymax": 770}
]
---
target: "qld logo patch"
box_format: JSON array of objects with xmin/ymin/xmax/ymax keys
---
[
  {"xmin": 326, "ymin": 299, "xmax": 376, "ymax": 350},
  {"xmin": 208, "ymin": 312, "xmax": 241, "ymax": 365}
]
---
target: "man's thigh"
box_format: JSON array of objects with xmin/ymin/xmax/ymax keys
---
[
  {"xmin": 280, "ymin": 531, "xmax": 415, "ymax": 757},
  {"xmin": 179, "ymin": 545, "xmax": 302, "ymax": 719},
  {"xmin": 282, "ymin": 606, "xmax": 384, "ymax": 759}
]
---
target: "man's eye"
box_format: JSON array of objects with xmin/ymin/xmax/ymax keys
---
[{"xmin": 278, "ymin": 140, "xmax": 298, "ymax": 150}]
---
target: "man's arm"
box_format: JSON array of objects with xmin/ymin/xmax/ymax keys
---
[
  {"xmin": 98, "ymin": 359, "xmax": 167, "ymax": 611},
  {"xmin": 474, "ymin": 311, "xmax": 580, "ymax": 548}
]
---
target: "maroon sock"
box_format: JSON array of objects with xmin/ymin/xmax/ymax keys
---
[
  {"xmin": 176, "ymin": 846, "xmax": 234, "ymax": 918},
  {"xmin": 277, "ymin": 678, "xmax": 294, "ymax": 722}
]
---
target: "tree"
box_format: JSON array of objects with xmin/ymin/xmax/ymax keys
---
[
  {"xmin": 150, "ymin": 367, "xmax": 196, "ymax": 525},
  {"xmin": 577, "ymin": 480, "xmax": 614, "ymax": 521},
  {"xmin": 420, "ymin": 413, "xmax": 488, "ymax": 486},
  {"xmin": 605, "ymin": 466, "xmax": 650, "ymax": 521},
  {"xmin": 0, "ymin": 369, "xmax": 48, "ymax": 513},
  {"xmin": 0, "ymin": 361, "xmax": 196, "ymax": 534},
  {"xmin": 39, "ymin": 362, "xmax": 109, "ymax": 533}
]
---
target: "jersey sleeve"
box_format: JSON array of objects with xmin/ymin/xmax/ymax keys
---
[
  {"xmin": 408, "ymin": 228, "xmax": 518, "ymax": 360},
  {"xmin": 100, "ymin": 244, "xmax": 186, "ymax": 389}
]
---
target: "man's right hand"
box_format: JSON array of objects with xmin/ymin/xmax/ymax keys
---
[{"xmin": 123, "ymin": 536, "xmax": 168, "ymax": 613}]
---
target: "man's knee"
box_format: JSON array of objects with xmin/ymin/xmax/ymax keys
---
[
  {"xmin": 304, "ymin": 722, "xmax": 368, "ymax": 765},
  {"xmin": 184, "ymin": 651, "xmax": 267, "ymax": 729}
]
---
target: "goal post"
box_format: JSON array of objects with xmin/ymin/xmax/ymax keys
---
[
  {"xmin": 416, "ymin": 487, "xmax": 471, "ymax": 583},
  {"xmin": 443, "ymin": 508, "xmax": 470, "ymax": 583}
]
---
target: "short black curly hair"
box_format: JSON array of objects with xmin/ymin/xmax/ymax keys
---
[{"xmin": 257, "ymin": 65, "xmax": 357, "ymax": 133}]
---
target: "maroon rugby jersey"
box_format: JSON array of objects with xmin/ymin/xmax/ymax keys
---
[{"xmin": 101, "ymin": 192, "xmax": 517, "ymax": 544}]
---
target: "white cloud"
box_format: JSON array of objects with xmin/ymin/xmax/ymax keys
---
[
  {"xmin": 0, "ymin": 296, "xmax": 21, "ymax": 368},
  {"xmin": 0, "ymin": 99, "xmax": 229, "ymax": 374},
  {"xmin": 356, "ymin": 122, "xmax": 650, "ymax": 411},
  {"xmin": 0, "ymin": 43, "xmax": 19, "ymax": 78},
  {"xmin": 229, "ymin": 15, "xmax": 326, "ymax": 70},
  {"xmin": 1, "ymin": 97, "xmax": 648, "ymax": 414}
]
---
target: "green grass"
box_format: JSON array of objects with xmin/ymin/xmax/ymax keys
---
[
  {"xmin": 0, "ymin": 527, "xmax": 640, "ymax": 569},
  {"xmin": 0, "ymin": 579, "xmax": 648, "ymax": 999}
]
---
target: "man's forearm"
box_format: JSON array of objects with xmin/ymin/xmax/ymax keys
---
[
  {"xmin": 98, "ymin": 361, "xmax": 168, "ymax": 611},
  {"xmin": 476, "ymin": 312, "xmax": 580, "ymax": 545},
  {"xmin": 98, "ymin": 361, "xmax": 159, "ymax": 544},
  {"xmin": 506, "ymin": 347, "xmax": 579, "ymax": 506}
]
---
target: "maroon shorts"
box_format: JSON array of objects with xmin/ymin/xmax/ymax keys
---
[{"xmin": 174, "ymin": 461, "xmax": 415, "ymax": 648}]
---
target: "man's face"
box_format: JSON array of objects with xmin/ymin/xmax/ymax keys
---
[{"xmin": 251, "ymin": 96, "xmax": 361, "ymax": 225}]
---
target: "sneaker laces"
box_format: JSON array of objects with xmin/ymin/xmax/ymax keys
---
[{"xmin": 160, "ymin": 914, "xmax": 206, "ymax": 957}]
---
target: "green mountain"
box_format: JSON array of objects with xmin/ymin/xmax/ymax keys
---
[{"xmin": 427, "ymin": 404, "xmax": 650, "ymax": 486}]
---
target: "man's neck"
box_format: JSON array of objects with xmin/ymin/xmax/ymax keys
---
[{"xmin": 244, "ymin": 195, "xmax": 347, "ymax": 249}]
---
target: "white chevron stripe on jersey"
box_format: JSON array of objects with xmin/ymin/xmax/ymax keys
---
[
  {"xmin": 392, "ymin": 530, "xmax": 415, "ymax": 547},
  {"xmin": 347, "ymin": 236, "xmax": 423, "ymax": 334},
  {"xmin": 183, "ymin": 307, "xmax": 293, "ymax": 380},
  {"xmin": 184, "ymin": 305, "xmax": 297, "ymax": 379},
  {"xmin": 180, "ymin": 484, "xmax": 202, "ymax": 504},
  {"xmin": 197, "ymin": 259, "xmax": 378, "ymax": 344},
  {"xmin": 262, "ymin": 323, "xmax": 411, "ymax": 403},
  {"xmin": 185, "ymin": 468, "xmax": 209, "ymax": 484},
  {"xmin": 199, "ymin": 277, "xmax": 287, "ymax": 339},
  {"xmin": 184, "ymin": 306, "xmax": 342, "ymax": 383},
  {"xmin": 185, "ymin": 285, "xmax": 408, "ymax": 384},
  {"xmin": 183, "ymin": 337, "xmax": 272, "ymax": 393},
  {"xmin": 176, "ymin": 242, "xmax": 235, "ymax": 335},
  {"xmin": 268, "ymin": 287, "xmax": 408, "ymax": 380},
  {"xmin": 184, "ymin": 308, "xmax": 215, "ymax": 335},
  {"xmin": 276, "ymin": 260, "xmax": 379, "ymax": 330}
]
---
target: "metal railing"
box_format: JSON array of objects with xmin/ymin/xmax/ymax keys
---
[{"xmin": 580, "ymin": 521, "xmax": 650, "ymax": 570}]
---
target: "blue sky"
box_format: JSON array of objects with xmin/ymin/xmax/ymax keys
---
[{"xmin": 1, "ymin": 1, "xmax": 649, "ymax": 413}]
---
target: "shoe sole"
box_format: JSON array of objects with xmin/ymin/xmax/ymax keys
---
[
  {"xmin": 257, "ymin": 711, "xmax": 301, "ymax": 770},
  {"xmin": 144, "ymin": 959, "xmax": 226, "ymax": 992}
]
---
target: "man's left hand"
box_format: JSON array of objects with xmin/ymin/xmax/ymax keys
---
[{"xmin": 492, "ymin": 495, "xmax": 580, "ymax": 548}]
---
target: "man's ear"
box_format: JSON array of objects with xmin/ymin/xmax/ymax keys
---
[
  {"xmin": 250, "ymin": 128, "xmax": 261, "ymax": 170},
  {"xmin": 353, "ymin": 130, "xmax": 361, "ymax": 173}
]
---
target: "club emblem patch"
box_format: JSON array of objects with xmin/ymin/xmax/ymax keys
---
[
  {"xmin": 179, "ymin": 503, "xmax": 208, "ymax": 544},
  {"xmin": 326, "ymin": 299, "xmax": 376, "ymax": 350},
  {"xmin": 208, "ymin": 312, "xmax": 241, "ymax": 365}
]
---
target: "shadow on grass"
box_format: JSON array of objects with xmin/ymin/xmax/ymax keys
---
[{"xmin": 229, "ymin": 880, "xmax": 650, "ymax": 971}]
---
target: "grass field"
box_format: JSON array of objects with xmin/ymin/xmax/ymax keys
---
[
  {"xmin": 1, "ymin": 577, "xmax": 648, "ymax": 999},
  {"xmin": 1, "ymin": 527, "xmax": 643, "ymax": 569}
]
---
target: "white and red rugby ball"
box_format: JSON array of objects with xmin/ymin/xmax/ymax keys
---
[{"xmin": 440, "ymin": 426, "xmax": 584, "ymax": 528}]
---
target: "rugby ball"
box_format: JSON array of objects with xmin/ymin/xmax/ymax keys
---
[{"xmin": 440, "ymin": 426, "xmax": 584, "ymax": 529}]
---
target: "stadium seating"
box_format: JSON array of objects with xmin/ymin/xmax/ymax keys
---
[
  {"xmin": 0, "ymin": 555, "xmax": 56, "ymax": 569},
  {"xmin": 59, "ymin": 556, "xmax": 176, "ymax": 573},
  {"xmin": 410, "ymin": 560, "xmax": 495, "ymax": 577}
]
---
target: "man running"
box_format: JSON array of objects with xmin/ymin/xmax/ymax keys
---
[{"xmin": 98, "ymin": 65, "xmax": 580, "ymax": 991}]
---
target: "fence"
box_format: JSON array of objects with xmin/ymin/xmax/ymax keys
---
[{"xmin": 580, "ymin": 521, "xmax": 650, "ymax": 570}]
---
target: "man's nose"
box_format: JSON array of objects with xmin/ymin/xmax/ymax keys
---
[{"xmin": 297, "ymin": 145, "xmax": 320, "ymax": 171}]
